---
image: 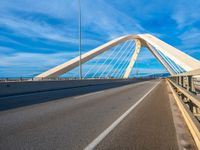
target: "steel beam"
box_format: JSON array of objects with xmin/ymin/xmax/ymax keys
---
[{"xmin": 123, "ymin": 39, "xmax": 141, "ymax": 78}]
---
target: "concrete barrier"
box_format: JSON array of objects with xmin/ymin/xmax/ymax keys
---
[{"xmin": 0, "ymin": 79, "xmax": 144, "ymax": 97}]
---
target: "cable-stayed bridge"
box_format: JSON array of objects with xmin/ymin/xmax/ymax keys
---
[
  {"xmin": 35, "ymin": 34, "xmax": 200, "ymax": 79},
  {"xmin": 0, "ymin": 34, "xmax": 200, "ymax": 150}
]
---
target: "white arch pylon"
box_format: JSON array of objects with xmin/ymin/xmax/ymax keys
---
[{"xmin": 35, "ymin": 34, "xmax": 200, "ymax": 79}]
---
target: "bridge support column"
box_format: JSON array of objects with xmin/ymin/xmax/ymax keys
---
[{"xmin": 123, "ymin": 39, "xmax": 141, "ymax": 78}]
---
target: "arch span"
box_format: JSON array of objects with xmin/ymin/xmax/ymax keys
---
[{"xmin": 35, "ymin": 34, "xmax": 200, "ymax": 79}]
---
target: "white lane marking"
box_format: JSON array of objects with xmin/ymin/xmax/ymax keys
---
[
  {"xmin": 74, "ymin": 80, "xmax": 152, "ymax": 99},
  {"xmin": 86, "ymin": 80, "xmax": 152, "ymax": 96},
  {"xmin": 74, "ymin": 91, "xmax": 104, "ymax": 99},
  {"xmin": 84, "ymin": 81, "xmax": 160, "ymax": 150},
  {"xmin": 0, "ymin": 80, "xmax": 153, "ymax": 100}
]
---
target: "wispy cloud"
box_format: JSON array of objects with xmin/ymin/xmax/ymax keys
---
[
  {"xmin": 0, "ymin": 13, "xmax": 102, "ymax": 46},
  {"xmin": 0, "ymin": 0, "xmax": 77, "ymax": 20},
  {"xmin": 0, "ymin": 52, "xmax": 79, "ymax": 77},
  {"xmin": 81, "ymin": 0, "xmax": 146, "ymax": 40},
  {"xmin": 0, "ymin": 0, "xmax": 199, "ymax": 77},
  {"xmin": 0, "ymin": 52, "xmax": 79, "ymax": 67},
  {"xmin": 178, "ymin": 28, "xmax": 200, "ymax": 47},
  {"xmin": 0, "ymin": 0, "xmax": 103, "ymax": 48},
  {"xmin": 0, "ymin": 46, "xmax": 16, "ymax": 54},
  {"xmin": 172, "ymin": 0, "xmax": 200, "ymax": 29}
]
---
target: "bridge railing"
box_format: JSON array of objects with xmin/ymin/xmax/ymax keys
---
[
  {"xmin": 167, "ymin": 68, "xmax": 200, "ymax": 148},
  {"xmin": 0, "ymin": 76, "xmax": 157, "ymax": 83}
]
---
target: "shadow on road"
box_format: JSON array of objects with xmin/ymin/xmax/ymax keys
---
[{"xmin": 0, "ymin": 79, "xmax": 152, "ymax": 111}]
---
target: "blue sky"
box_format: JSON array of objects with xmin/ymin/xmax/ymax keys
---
[{"xmin": 0, "ymin": 0, "xmax": 200, "ymax": 77}]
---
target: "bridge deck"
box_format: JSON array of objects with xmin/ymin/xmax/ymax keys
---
[
  {"xmin": 0, "ymin": 80, "xmax": 195, "ymax": 149},
  {"xmin": 96, "ymin": 80, "xmax": 179, "ymax": 149}
]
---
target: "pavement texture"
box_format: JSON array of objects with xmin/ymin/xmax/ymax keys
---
[
  {"xmin": 0, "ymin": 79, "xmax": 148, "ymax": 111},
  {"xmin": 96, "ymin": 80, "xmax": 179, "ymax": 150},
  {"xmin": 0, "ymin": 79, "xmax": 179, "ymax": 150}
]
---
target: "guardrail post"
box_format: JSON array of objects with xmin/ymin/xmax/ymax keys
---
[
  {"xmin": 188, "ymin": 76, "xmax": 195, "ymax": 93},
  {"xmin": 184, "ymin": 76, "xmax": 187, "ymax": 89},
  {"xmin": 182, "ymin": 76, "xmax": 185, "ymax": 88},
  {"xmin": 181, "ymin": 76, "xmax": 183, "ymax": 86},
  {"xmin": 178, "ymin": 76, "xmax": 181, "ymax": 85},
  {"xmin": 186, "ymin": 76, "xmax": 190, "ymax": 91}
]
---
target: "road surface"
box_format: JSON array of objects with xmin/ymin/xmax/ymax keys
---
[{"xmin": 0, "ymin": 79, "xmax": 178, "ymax": 150}]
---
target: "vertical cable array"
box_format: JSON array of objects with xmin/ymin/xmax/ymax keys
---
[
  {"xmin": 91, "ymin": 42, "xmax": 126, "ymax": 78},
  {"xmin": 91, "ymin": 41, "xmax": 128, "ymax": 78},
  {"xmin": 157, "ymin": 49, "xmax": 180, "ymax": 73},
  {"xmin": 84, "ymin": 45, "xmax": 115, "ymax": 78},
  {"xmin": 155, "ymin": 48, "xmax": 185, "ymax": 74},
  {"xmin": 103, "ymin": 41, "xmax": 133, "ymax": 78},
  {"xmin": 64, "ymin": 40, "xmax": 137, "ymax": 79},
  {"xmin": 116, "ymin": 43, "xmax": 136, "ymax": 78},
  {"xmin": 110, "ymin": 41, "xmax": 135, "ymax": 78},
  {"xmin": 108, "ymin": 41, "xmax": 133, "ymax": 77}
]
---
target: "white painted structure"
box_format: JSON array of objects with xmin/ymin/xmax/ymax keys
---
[{"xmin": 35, "ymin": 34, "xmax": 200, "ymax": 79}]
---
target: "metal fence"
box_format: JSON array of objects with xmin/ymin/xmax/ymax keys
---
[
  {"xmin": 0, "ymin": 76, "xmax": 158, "ymax": 83},
  {"xmin": 167, "ymin": 68, "xmax": 200, "ymax": 148}
]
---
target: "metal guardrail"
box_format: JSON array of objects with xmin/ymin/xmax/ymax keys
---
[
  {"xmin": 167, "ymin": 68, "xmax": 200, "ymax": 148},
  {"xmin": 169, "ymin": 69, "xmax": 200, "ymax": 94},
  {"xmin": 0, "ymin": 77, "xmax": 86, "ymax": 82},
  {"xmin": 0, "ymin": 77, "xmax": 157, "ymax": 83}
]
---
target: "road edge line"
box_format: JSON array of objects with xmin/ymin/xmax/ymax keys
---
[{"xmin": 84, "ymin": 80, "xmax": 160, "ymax": 150}]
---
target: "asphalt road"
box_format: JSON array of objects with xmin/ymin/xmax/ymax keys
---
[{"xmin": 0, "ymin": 79, "xmax": 178, "ymax": 150}]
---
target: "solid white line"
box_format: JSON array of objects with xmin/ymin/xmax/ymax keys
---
[
  {"xmin": 74, "ymin": 91, "xmax": 104, "ymax": 99},
  {"xmin": 0, "ymin": 80, "xmax": 152, "ymax": 100},
  {"xmin": 84, "ymin": 81, "xmax": 160, "ymax": 150},
  {"xmin": 74, "ymin": 80, "xmax": 151, "ymax": 99}
]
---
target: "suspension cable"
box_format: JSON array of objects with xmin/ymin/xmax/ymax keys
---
[
  {"xmin": 92, "ymin": 42, "xmax": 126, "ymax": 78},
  {"xmin": 104, "ymin": 41, "xmax": 130, "ymax": 78},
  {"xmin": 109, "ymin": 41, "xmax": 133, "ymax": 78},
  {"xmin": 115, "ymin": 42, "xmax": 136, "ymax": 78},
  {"xmin": 156, "ymin": 48, "xmax": 180, "ymax": 74},
  {"xmin": 97, "ymin": 41, "xmax": 129, "ymax": 78},
  {"xmin": 84, "ymin": 52, "xmax": 107, "ymax": 78},
  {"xmin": 163, "ymin": 53, "xmax": 181, "ymax": 73},
  {"xmin": 110, "ymin": 41, "xmax": 135, "ymax": 78},
  {"xmin": 97, "ymin": 44, "xmax": 122, "ymax": 78},
  {"xmin": 117, "ymin": 47, "xmax": 135, "ymax": 78}
]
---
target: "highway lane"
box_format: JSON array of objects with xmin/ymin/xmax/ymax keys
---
[
  {"xmin": 0, "ymin": 80, "xmax": 178, "ymax": 150},
  {"xmin": 0, "ymin": 79, "xmax": 147, "ymax": 111},
  {"xmin": 95, "ymin": 80, "xmax": 179, "ymax": 150}
]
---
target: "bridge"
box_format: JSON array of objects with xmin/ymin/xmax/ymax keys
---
[{"xmin": 0, "ymin": 34, "xmax": 200, "ymax": 150}]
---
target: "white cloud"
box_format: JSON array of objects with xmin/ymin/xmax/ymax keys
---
[
  {"xmin": 81, "ymin": 0, "xmax": 146, "ymax": 40},
  {"xmin": 0, "ymin": 52, "xmax": 76, "ymax": 76},
  {"xmin": 0, "ymin": 0, "xmax": 147, "ymax": 49},
  {"xmin": 0, "ymin": 52, "xmax": 78, "ymax": 69},
  {"xmin": 0, "ymin": 13, "xmax": 102, "ymax": 46},
  {"xmin": 175, "ymin": 28, "xmax": 200, "ymax": 53},
  {"xmin": 172, "ymin": 0, "xmax": 200, "ymax": 29},
  {"xmin": 0, "ymin": 0, "xmax": 76, "ymax": 20},
  {"xmin": 0, "ymin": 46, "xmax": 16, "ymax": 53},
  {"xmin": 0, "ymin": 0, "xmax": 103, "ymax": 47},
  {"xmin": 2, "ymin": 0, "xmax": 192, "ymax": 77}
]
